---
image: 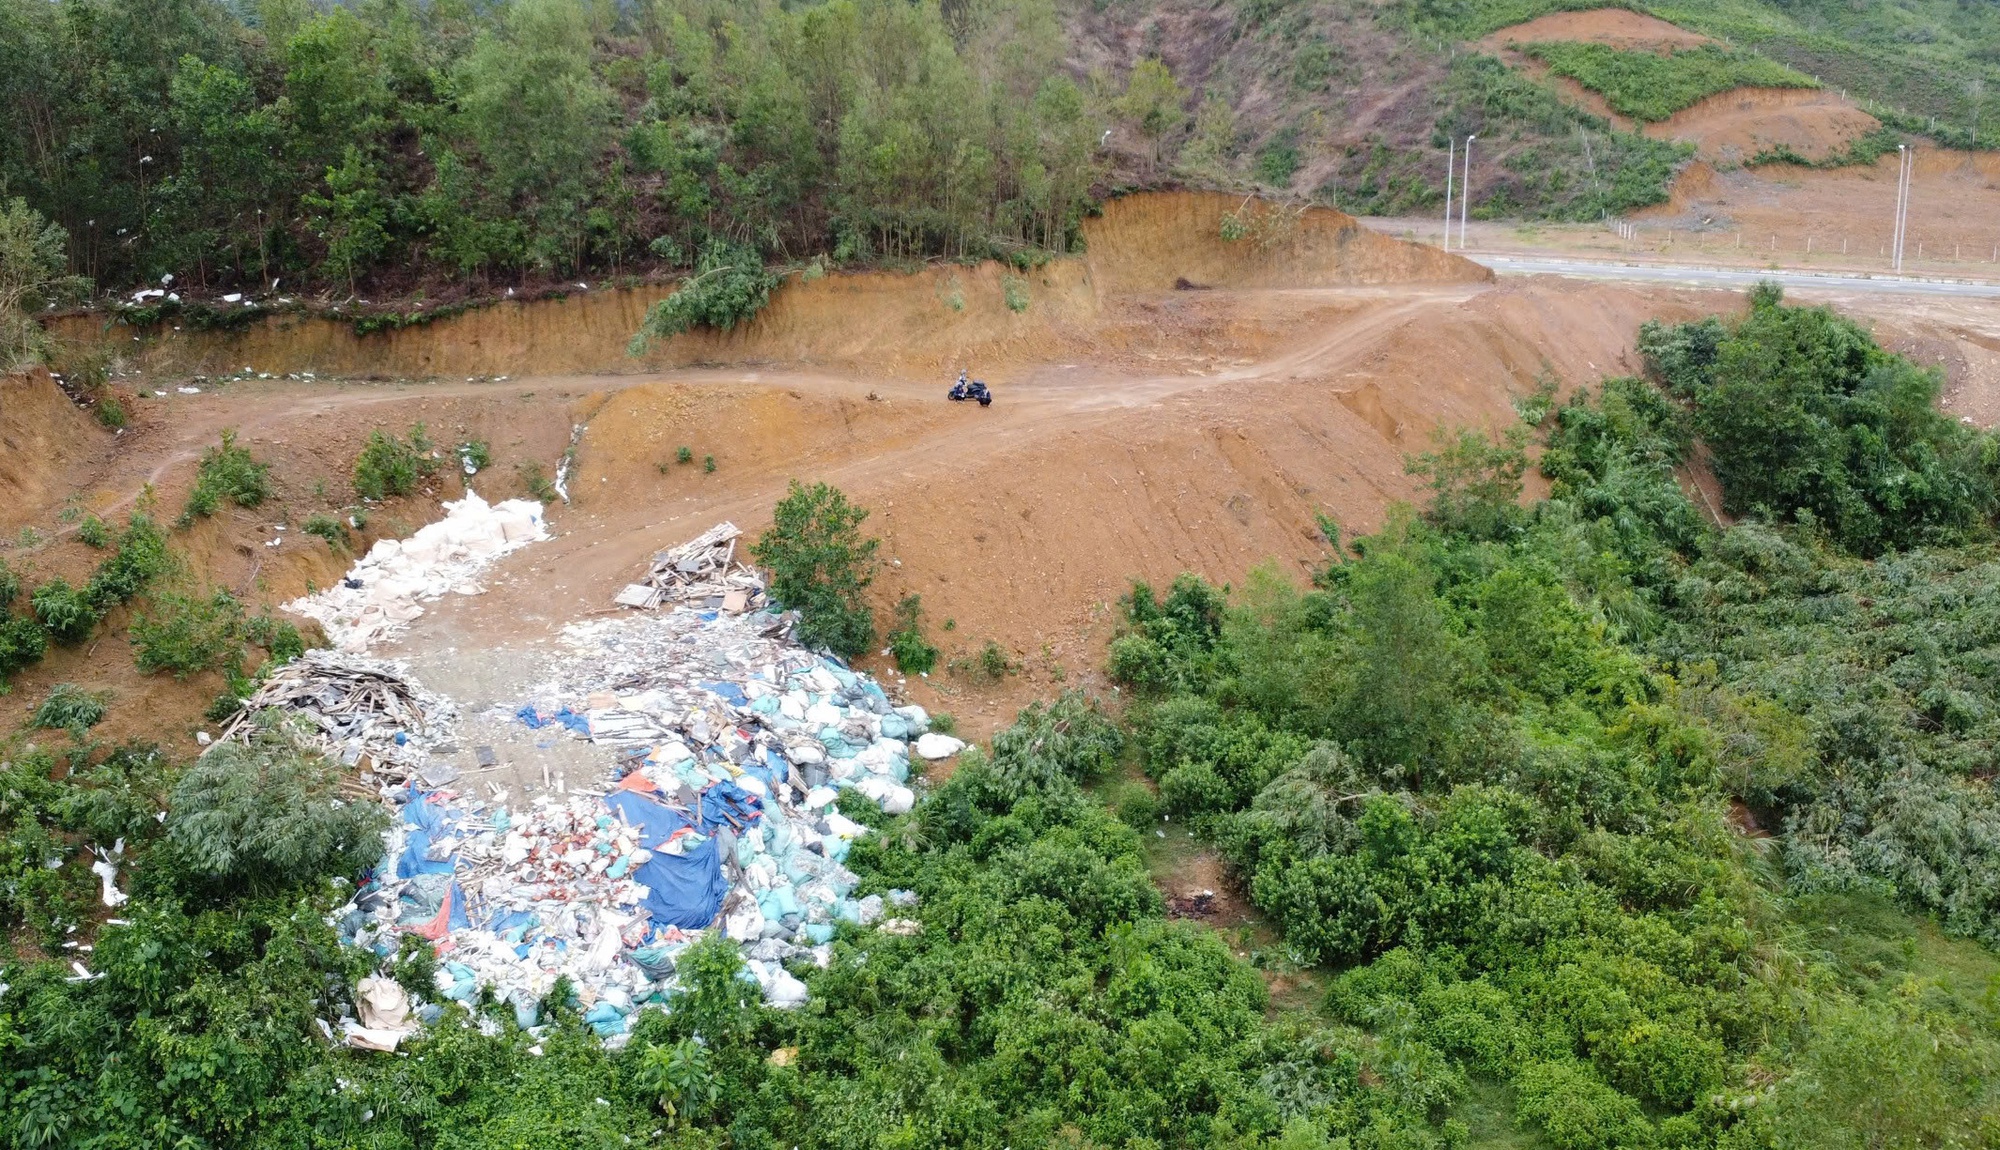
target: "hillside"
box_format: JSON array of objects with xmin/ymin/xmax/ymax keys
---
[{"xmin": 4, "ymin": 0, "xmax": 1995, "ymax": 320}]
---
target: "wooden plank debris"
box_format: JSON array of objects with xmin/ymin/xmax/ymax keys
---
[{"xmin": 616, "ymin": 522, "xmax": 768, "ymax": 613}]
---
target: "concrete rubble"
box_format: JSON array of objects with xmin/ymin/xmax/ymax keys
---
[
  {"xmin": 256, "ymin": 522, "xmax": 937, "ymax": 1048},
  {"xmin": 288, "ymin": 490, "xmax": 547, "ymax": 650}
]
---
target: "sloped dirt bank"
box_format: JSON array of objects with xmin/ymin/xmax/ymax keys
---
[{"xmin": 41, "ymin": 192, "xmax": 1486, "ymax": 381}]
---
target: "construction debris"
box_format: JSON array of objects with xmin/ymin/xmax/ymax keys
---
[
  {"xmin": 617, "ymin": 522, "xmax": 766, "ymax": 612},
  {"xmin": 289, "ymin": 490, "xmax": 547, "ymax": 650},
  {"xmin": 216, "ymin": 648, "xmax": 457, "ymax": 788},
  {"xmin": 333, "ymin": 594, "xmax": 932, "ymax": 1043}
]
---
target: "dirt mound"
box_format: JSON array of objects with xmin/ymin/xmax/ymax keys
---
[
  {"xmin": 1645, "ymin": 88, "xmax": 1880, "ymax": 163},
  {"xmin": 1479, "ymin": 9, "xmax": 1711, "ymax": 52},
  {"xmin": 1081, "ymin": 191, "xmax": 1489, "ymax": 294},
  {"xmin": 1, "ymin": 368, "xmax": 104, "ymax": 514}
]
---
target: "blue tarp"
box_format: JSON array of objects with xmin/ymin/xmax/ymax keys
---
[
  {"xmin": 604, "ymin": 790, "xmax": 729, "ymax": 930},
  {"xmin": 399, "ymin": 789, "xmax": 461, "ymax": 878},
  {"xmin": 515, "ymin": 705, "xmax": 591, "ymax": 734},
  {"xmin": 698, "ymin": 680, "xmax": 749, "ymax": 708},
  {"xmin": 698, "ymin": 779, "xmax": 763, "ymax": 834}
]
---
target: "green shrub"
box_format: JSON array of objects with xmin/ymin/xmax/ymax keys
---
[
  {"xmin": 928, "ymin": 711, "xmax": 957, "ymax": 735},
  {"xmin": 131, "ymin": 588, "xmax": 246, "ymax": 678},
  {"xmin": 84, "ymin": 513, "xmax": 172, "ymax": 609},
  {"xmin": 353, "ymin": 424, "xmax": 439, "ymax": 500},
  {"xmin": 977, "ymin": 639, "xmax": 1014, "ymax": 679},
  {"xmin": 75, "ymin": 513, "xmax": 111, "ymax": 548},
  {"xmin": 630, "ymin": 239, "xmax": 778, "ymax": 352},
  {"xmin": 179, "ymin": 429, "xmax": 270, "ymax": 526},
  {"xmin": 32, "ymin": 577, "xmax": 100, "ymax": 645},
  {"xmin": 164, "ymin": 718, "xmax": 392, "ymax": 895},
  {"xmin": 703, "ymin": 453, "xmax": 716, "ymax": 473},
  {"xmin": 676, "ymin": 445, "xmax": 694, "ymax": 464},
  {"xmin": 32, "ymin": 683, "xmax": 107, "ymax": 731},
  {"xmin": 1638, "ymin": 285, "xmax": 1993, "ymax": 555},
  {"xmin": 302, "ymin": 513, "xmax": 347, "ymax": 549},
  {"xmin": 0, "ymin": 558, "xmax": 18, "ymax": 610},
  {"xmin": 751, "ymin": 480, "xmax": 879, "ymax": 659},
  {"xmin": 1002, "ymin": 274, "xmax": 1029, "ymax": 313},
  {"xmin": 519, "ymin": 462, "xmax": 557, "ymax": 503},
  {"xmin": 1110, "ymin": 780, "xmax": 1162, "ymax": 829},
  {"xmin": 887, "ymin": 594, "xmax": 939, "ymax": 675},
  {"xmin": 94, "ymin": 394, "xmax": 128, "ymax": 430},
  {"xmin": 0, "ymin": 615, "xmax": 47, "ymax": 683}
]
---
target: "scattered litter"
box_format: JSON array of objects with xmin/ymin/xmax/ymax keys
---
[
  {"xmin": 90, "ymin": 840, "xmax": 128, "ymax": 908},
  {"xmin": 215, "ymin": 649, "xmax": 457, "ymax": 791},
  {"xmin": 178, "ymin": 386, "xmax": 201, "ymax": 395},
  {"xmin": 615, "ymin": 523, "xmax": 766, "ymax": 613},
  {"xmin": 346, "ymin": 975, "xmax": 420, "ymax": 1050},
  {"xmin": 287, "ymin": 491, "xmax": 546, "ymax": 650},
  {"xmin": 915, "ymin": 733, "xmax": 964, "ymax": 760}
]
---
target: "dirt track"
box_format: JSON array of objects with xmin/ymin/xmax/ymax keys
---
[{"xmin": 10, "ymin": 191, "xmax": 2000, "ymax": 745}]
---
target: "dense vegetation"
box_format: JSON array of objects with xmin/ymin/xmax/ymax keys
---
[
  {"xmin": 1104, "ymin": 286, "xmax": 2000, "ymax": 1146},
  {"xmin": 0, "ymin": 0, "xmax": 1104, "ymax": 300},
  {"xmin": 1521, "ymin": 42, "xmax": 1814, "ymax": 122}
]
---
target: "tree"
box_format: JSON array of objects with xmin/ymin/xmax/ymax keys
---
[
  {"xmin": 454, "ymin": 0, "xmax": 615, "ymax": 272},
  {"xmin": 1116, "ymin": 58, "xmax": 1187, "ymax": 174},
  {"xmin": 0, "ymin": 197, "xmax": 85, "ymax": 368},
  {"xmin": 751, "ymin": 480, "xmax": 879, "ymax": 658}
]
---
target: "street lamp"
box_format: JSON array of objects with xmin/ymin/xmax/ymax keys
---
[
  {"xmin": 1444, "ymin": 137, "xmax": 1456, "ymax": 251},
  {"xmin": 1460, "ymin": 135, "xmax": 1477, "ymax": 251}
]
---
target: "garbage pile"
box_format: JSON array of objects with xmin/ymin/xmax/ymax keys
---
[
  {"xmin": 330, "ymin": 527, "xmax": 943, "ymax": 1047},
  {"xmin": 289, "ymin": 491, "xmax": 547, "ymax": 650},
  {"xmin": 214, "ymin": 649, "xmax": 457, "ymax": 790},
  {"xmin": 612, "ymin": 521, "xmax": 766, "ymax": 613}
]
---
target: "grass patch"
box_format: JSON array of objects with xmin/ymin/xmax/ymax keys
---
[
  {"xmin": 31, "ymin": 683, "xmax": 108, "ymax": 731},
  {"xmin": 1521, "ymin": 42, "xmax": 1816, "ymax": 122},
  {"xmin": 179, "ymin": 430, "xmax": 271, "ymax": 527},
  {"xmin": 887, "ymin": 594, "xmax": 939, "ymax": 675},
  {"xmin": 353, "ymin": 424, "xmax": 439, "ymax": 500}
]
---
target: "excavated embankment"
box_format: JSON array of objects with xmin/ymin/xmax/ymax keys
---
[{"xmin": 42, "ymin": 191, "xmax": 1486, "ymax": 380}]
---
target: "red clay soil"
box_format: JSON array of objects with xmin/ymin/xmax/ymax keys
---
[
  {"xmin": 11, "ymin": 186, "xmax": 1994, "ymax": 750},
  {"xmin": 1478, "ymin": 10, "xmax": 1712, "ymax": 53},
  {"xmin": 1639, "ymin": 149, "xmax": 2000, "ymax": 262},
  {"xmin": 43, "ymin": 191, "xmax": 1486, "ymax": 384}
]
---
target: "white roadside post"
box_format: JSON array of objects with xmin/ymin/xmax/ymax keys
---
[{"xmin": 1460, "ymin": 135, "xmax": 1477, "ymax": 251}]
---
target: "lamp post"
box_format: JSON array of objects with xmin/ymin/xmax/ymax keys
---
[
  {"xmin": 1443, "ymin": 137, "xmax": 1456, "ymax": 250},
  {"xmin": 1460, "ymin": 135, "xmax": 1476, "ymax": 251}
]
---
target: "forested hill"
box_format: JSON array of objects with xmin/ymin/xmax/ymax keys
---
[
  {"xmin": 3, "ymin": 0, "xmax": 1998, "ymax": 302},
  {"xmin": 0, "ymin": 0, "xmax": 1107, "ymax": 299}
]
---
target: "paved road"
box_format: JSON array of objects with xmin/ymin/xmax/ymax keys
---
[{"xmin": 1473, "ymin": 255, "xmax": 2000, "ymax": 299}]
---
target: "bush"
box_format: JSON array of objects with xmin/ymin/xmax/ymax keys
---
[
  {"xmin": 32, "ymin": 577, "xmax": 100, "ymax": 645},
  {"xmin": 131, "ymin": 589, "xmax": 246, "ymax": 678},
  {"xmin": 1639, "ymin": 286, "xmax": 1994, "ymax": 555},
  {"xmin": 676, "ymin": 445, "xmax": 693, "ymax": 464},
  {"xmin": 165, "ymin": 719, "xmax": 391, "ymax": 895},
  {"xmin": 93, "ymin": 394, "xmax": 128, "ymax": 430},
  {"xmin": 0, "ymin": 615, "xmax": 47, "ymax": 682},
  {"xmin": 180, "ymin": 429, "xmax": 270, "ymax": 526},
  {"xmin": 84, "ymin": 513, "xmax": 173, "ymax": 609},
  {"xmin": 1110, "ymin": 780, "xmax": 1162, "ymax": 829},
  {"xmin": 887, "ymin": 594, "xmax": 939, "ymax": 674},
  {"xmin": 353, "ymin": 424, "xmax": 438, "ymax": 500},
  {"xmin": 1002, "ymin": 274, "xmax": 1029, "ymax": 313},
  {"xmin": 302, "ymin": 513, "xmax": 347, "ymax": 549},
  {"xmin": 456, "ymin": 439, "xmax": 492, "ymax": 473},
  {"xmin": 751, "ymin": 480, "xmax": 879, "ymax": 659},
  {"xmin": 32, "ymin": 683, "xmax": 107, "ymax": 731},
  {"xmin": 630, "ymin": 239, "xmax": 778, "ymax": 352},
  {"xmin": 519, "ymin": 462, "xmax": 557, "ymax": 503},
  {"xmin": 76, "ymin": 514, "xmax": 111, "ymax": 548}
]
